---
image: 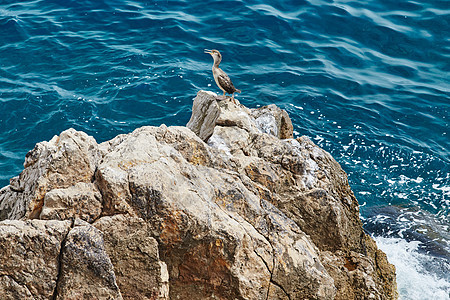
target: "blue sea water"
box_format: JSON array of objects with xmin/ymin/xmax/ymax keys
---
[{"xmin": 0, "ymin": 0, "xmax": 448, "ymax": 298}]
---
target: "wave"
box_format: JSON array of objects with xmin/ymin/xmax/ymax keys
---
[{"xmin": 375, "ymin": 236, "xmax": 450, "ymax": 300}]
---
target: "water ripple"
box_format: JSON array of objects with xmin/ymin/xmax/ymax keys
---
[{"xmin": 0, "ymin": 0, "xmax": 449, "ymax": 296}]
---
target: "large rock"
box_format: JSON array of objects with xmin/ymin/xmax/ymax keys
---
[
  {"xmin": 0, "ymin": 129, "xmax": 100, "ymax": 220},
  {"xmin": 0, "ymin": 90, "xmax": 397, "ymax": 299},
  {"xmin": 186, "ymin": 90, "xmax": 397, "ymax": 299},
  {"xmin": 95, "ymin": 124, "xmax": 335, "ymax": 299}
]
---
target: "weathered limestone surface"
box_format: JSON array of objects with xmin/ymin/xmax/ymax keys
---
[
  {"xmin": 0, "ymin": 90, "xmax": 397, "ymax": 299},
  {"xmin": 40, "ymin": 182, "xmax": 102, "ymax": 222},
  {"xmin": 94, "ymin": 125, "xmax": 334, "ymax": 299},
  {"xmin": 0, "ymin": 219, "xmax": 71, "ymax": 299},
  {"xmin": 94, "ymin": 215, "xmax": 169, "ymax": 300},
  {"xmin": 55, "ymin": 218, "xmax": 123, "ymax": 300}
]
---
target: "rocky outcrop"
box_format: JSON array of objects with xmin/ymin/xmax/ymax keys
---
[
  {"xmin": 187, "ymin": 91, "xmax": 397, "ymax": 299},
  {"xmin": 0, "ymin": 129, "xmax": 100, "ymax": 220},
  {"xmin": 0, "ymin": 90, "xmax": 397, "ymax": 299}
]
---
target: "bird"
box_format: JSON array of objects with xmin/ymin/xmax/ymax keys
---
[{"xmin": 204, "ymin": 49, "xmax": 241, "ymax": 103}]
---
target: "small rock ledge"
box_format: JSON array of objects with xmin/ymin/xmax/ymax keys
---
[{"xmin": 0, "ymin": 90, "xmax": 397, "ymax": 299}]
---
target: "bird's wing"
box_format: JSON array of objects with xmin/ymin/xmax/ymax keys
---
[{"xmin": 217, "ymin": 73, "xmax": 236, "ymax": 94}]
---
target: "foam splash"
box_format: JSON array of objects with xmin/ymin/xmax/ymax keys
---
[{"xmin": 374, "ymin": 236, "xmax": 450, "ymax": 300}]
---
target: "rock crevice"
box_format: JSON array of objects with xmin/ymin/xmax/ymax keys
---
[{"xmin": 51, "ymin": 218, "xmax": 75, "ymax": 300}]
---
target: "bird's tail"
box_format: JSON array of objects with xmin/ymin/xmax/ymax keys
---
[{"xmin": 236, "ymin": 89, "xmax": 241, "ymax": 93}]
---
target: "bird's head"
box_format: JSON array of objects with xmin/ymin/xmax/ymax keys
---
[{"xmin": 204, "ymin": 49, "xmax": 222, "ymax": 64}]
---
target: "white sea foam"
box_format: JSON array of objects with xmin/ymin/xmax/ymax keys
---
[{"xmin": 374, "ymin": 236, "xmax": 450, "ymax": 300}]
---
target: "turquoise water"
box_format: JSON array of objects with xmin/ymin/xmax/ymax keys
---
[{"xmin": 0, "ymin": 0, "xmax": 448, "ymax": 297}]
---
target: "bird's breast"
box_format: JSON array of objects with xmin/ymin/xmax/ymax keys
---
[{"xmin": 212, "ymin": 68, "xmax": 226, "ymax": 93}]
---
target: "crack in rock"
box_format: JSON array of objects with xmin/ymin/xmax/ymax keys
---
[{"xmin": 51, "ymin": 218, "xmax": 75, "ymax": 300}]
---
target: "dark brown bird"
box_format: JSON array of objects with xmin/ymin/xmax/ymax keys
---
[{"xmin": 204, "ymin": 49, "xmax": 241, "ymax": 102}]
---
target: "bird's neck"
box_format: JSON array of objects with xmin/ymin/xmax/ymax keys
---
[{"xmin": 213, "ymin": 58, "xmax": 221, "ymax": 68}]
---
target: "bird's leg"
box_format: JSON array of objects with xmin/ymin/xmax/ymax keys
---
[
  {"xmin": 223, "ymin": 91, "xmax": 226, "ymax": 96},
  {"xmin": 231, "ymin": 93, "xmax": 236, "ymax": 104}
]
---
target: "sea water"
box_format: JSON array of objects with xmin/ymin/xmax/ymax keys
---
[{"xmin": 0, "ymin": 1, "xmax": 448, "ymax": 298}]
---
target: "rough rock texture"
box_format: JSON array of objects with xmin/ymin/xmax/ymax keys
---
[
  {"xmin": 94, "ymin": 124, "xmax": 334, "ymax": 299},
  {"xmin": 187, "ymin": 91, "xmax": 293, "ymax": 142},
  {"xmin": 188, "ymin": 91, "xmax": 397, "ymax": 300},
  {"xmin": 0, "ymin": 219, "xmax": 71, "ymax": 299},
  {"xmin": 0, "ymin": 90, "xmax": 397, "ymax": 299},
  {"xmin": 40, "ymin": 182, "xmax": 102, "ymax": 222},
  {"xmin": 0, "ymin": 129, "xmax": 100, "ymax": 220},
  {"xmin": 55, "ymin": 218, "xmax": 123, "ymax": 300},
  {"xmin": 186, "ymin": 91, "xmax": 221, "ymax": 141},
  {"xmin": 94, "ymin": 215, "xmax": 169, "ymax": 300}
]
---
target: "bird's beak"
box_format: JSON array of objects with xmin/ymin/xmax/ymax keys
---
[{"xmin": 204, "ymin": 49, "xmax": 212, "ymax": 54}]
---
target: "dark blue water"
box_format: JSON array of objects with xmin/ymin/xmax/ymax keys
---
[{"xmin": 1, "ymin": 0, "xmax": 449, "ymax": 297}]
